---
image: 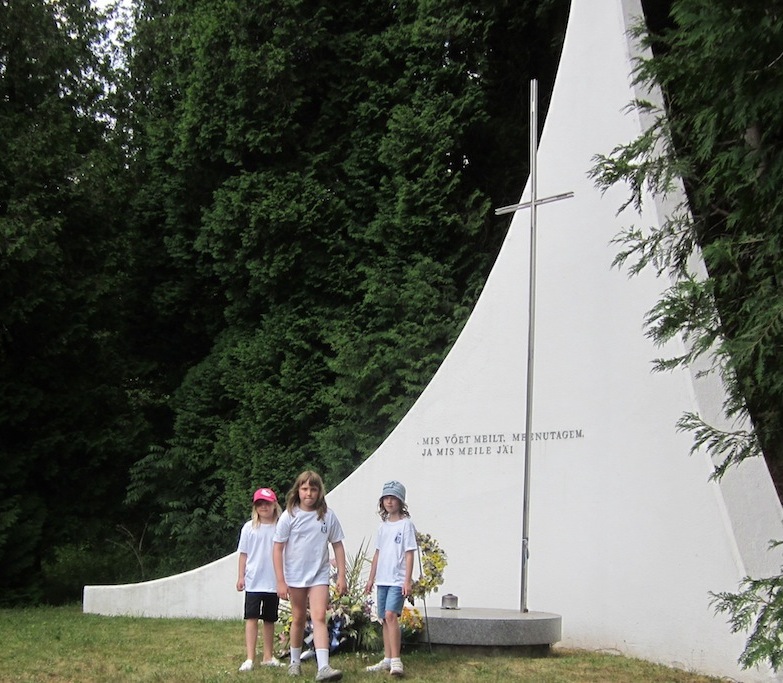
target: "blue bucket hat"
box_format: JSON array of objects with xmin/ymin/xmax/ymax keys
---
[{"xmin": 381, "ymin": 480, "xmax": 406, "ymax": 503}]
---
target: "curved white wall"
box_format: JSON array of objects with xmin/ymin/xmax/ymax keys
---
[
  {"xmin": 84, "ymin": 1, "xmax": 783, "ymax": 680},
  {"xmin": 84, "ymin": 553, "xmax": 243, "ymax": 619}
]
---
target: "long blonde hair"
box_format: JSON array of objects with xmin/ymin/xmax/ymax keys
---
[
  {"xmin": 286, "ymin": 470, "xmax": 328, "ymax": 520},
  {"xmin": 251, "ymin": 499, "xmax": 281, "ymax": 528}
]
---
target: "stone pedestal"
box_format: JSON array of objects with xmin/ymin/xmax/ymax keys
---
[{"xmin": 419, "ymin": 607, "xmax": 562, "ymax": 653}]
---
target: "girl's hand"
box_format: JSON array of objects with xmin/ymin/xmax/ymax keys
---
[
  {"xmin": 277, "ymin": 581, "xmax": 289, "ymax": 600},
  {"xmin": 364, "ymin": 580, "xmax": 373, "ymax": 595},
  {"xmin": 336, "ymin": 576, "xmax": 348, "ymax": 596},
  {"xmin": 402, "ymin": 580, "xmax": 411, "ymax": 597},
  {"xmin": 236, "ymin": 579, "xmax": 245, "ymax": 592}
]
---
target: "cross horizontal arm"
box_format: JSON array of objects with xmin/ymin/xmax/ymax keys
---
[{"xmin": 494, "ymin": 191, "xmax": 575, "ymax": 216}]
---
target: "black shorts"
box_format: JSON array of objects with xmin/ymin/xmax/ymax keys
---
[{"xmin": 244, "ymin": 591, "xmax": 280, "ymax": 622}]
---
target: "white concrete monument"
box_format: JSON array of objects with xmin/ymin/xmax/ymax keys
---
[{"xmin": 84, "ymin": 1, "xmax": 783, "ymax": 680}]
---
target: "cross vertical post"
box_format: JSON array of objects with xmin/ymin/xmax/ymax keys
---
[
  {"xmin": 521, "ymin": 78, "xmax": 539, "ymax": 614},
  {"xmin": 495, "ymin": 79, "xmax": 574, "ymax": 613}
]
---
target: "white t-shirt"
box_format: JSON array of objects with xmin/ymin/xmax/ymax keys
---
[
  {"xmin": 374, "ymin": 517, "xmax": 417, "ymax": 587},
  {"xmin": 237, "ymin": 521, "xmax": 277, "ymax": 593},
  {"xmin": 274, "ymin": 506, "xmax": 344, "ymax": 587}
]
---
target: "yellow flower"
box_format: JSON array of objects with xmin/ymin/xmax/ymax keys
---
[
  {"xmin": 410, "ymin": 532, "xmax": 447, "ymax": 601},
  {"xmin": 400, "ymin": 606, "xmax": 424, "ymax": 632}
]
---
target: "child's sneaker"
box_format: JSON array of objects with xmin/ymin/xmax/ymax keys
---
[
  {"xmin": 365, "ymin": 659, "xmax": 391, "ymax": 672},
  {"xmin": 315, "ymin": 664, "xmax": 343, "ymax": 681},
  {"xmin": 260, "ymin": 657, "xmax": 283, "ymax": 666},
  {"xmin": 288, "ymin": 661, "xmax": 302, "ymax": 676},
  {"xmin": 238, "ymin": 659, "xmax": 254, "ymax": 672},
  {"xmin": 390, "ymin": 659, "xmax": 404, "ymax": 677}
]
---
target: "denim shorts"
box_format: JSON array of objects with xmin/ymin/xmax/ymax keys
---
[{"xmin": 376, "ymin": 585, "xmax": 405, "ymax": 617}]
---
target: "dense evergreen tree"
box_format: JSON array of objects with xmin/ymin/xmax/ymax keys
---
[
  {"xmin": 123, "ymin": 0, "xmax": 569, "ymax": 570},
  {"xmin": 0, "ymin": 0, "xmax": 151, "ymax": 602},
  {"xmin": 1, "ymin": 0, "xmax": 570, "ymax": 596}
]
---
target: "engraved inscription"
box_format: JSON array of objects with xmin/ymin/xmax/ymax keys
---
[{"xmin": 418, "ymin": 429, "xmax": 584, "ymax": 456}]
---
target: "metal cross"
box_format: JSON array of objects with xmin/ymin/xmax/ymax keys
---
[{"xmin": 495, "ymin": 79, "xmax": 574, "ymax": 613}]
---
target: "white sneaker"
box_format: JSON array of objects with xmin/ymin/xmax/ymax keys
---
[
  {"xmin": 365, "ymin": 659, "xmax": 391, "ymax": 672},
  {"xmin": 288, "ymin": 662, "xmax": 302, "ymax": 677},
  {"xmin": 238, "ymin": 659, "xmax": 254, "ymax": 672},
  {"xmin": 315, "ymin": 664, "xmax": 343, "ymax": 681},
  {"xmin": 260, "ymin": 657, "xmax": 283, "ymax": 666},
  {"xmin": 390, "ymin": 659, "xmax": 404, "ymax": 677}
]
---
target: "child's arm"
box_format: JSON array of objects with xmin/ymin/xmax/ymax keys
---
[
  {"xmin": 402, "ymin": 549, "xmax": 414, "ymax": 597},
  {"xmin": 364, "ymin": 549, "xmax": 380, "ymax": 594},
  {"xmin": 273, "ymin": 541, "xmax": 288, "ymax": 599},
  {"xmin": 332, "ymin": 540, "xmax": 348, "ymax": 596},
  {"xmin": 236, "ymin": 551, "xmax": 247, "ymax": 591}
]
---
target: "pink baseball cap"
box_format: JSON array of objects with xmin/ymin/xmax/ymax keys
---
[{"xmin": 253, "ymin": 487, "xmax": 277, "ymax": 503}]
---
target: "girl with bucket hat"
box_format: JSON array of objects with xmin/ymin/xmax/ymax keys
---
[{"xmin": 364, "ymin": 480, "xmax": 417, "ymax": 677}]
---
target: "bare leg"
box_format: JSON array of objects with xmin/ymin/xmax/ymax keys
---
[
  {"xmin": 307, "ymin": 584, "xmax": 330, "ymax": 650},
  {"xmin": 288, "ymin": 587, "xmax": 309, "ymax": 651},
  {"xmin": 244, "ymin": 619, "xmax": 259, "ymax": 662},
  {"xmin": 261, "ymin": 620, "xmax": 276, "ymax": 662},
  {"xmin": 386, "ymin": 611, "xmax": 401, "ymax": 658},
  {"xmin": 381, "ymin": 619, "xmax": 392, "ymax": 659}
]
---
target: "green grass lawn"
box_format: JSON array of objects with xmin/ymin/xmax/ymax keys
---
[{"xmin": 0, "ymin": 605, "xmax": 727, "ymax": 682}]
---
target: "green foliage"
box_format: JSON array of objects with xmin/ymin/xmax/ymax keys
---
[
  {"xmin": 41, "ymin": 538, "xmax": 146, "ymax": 605},
  {"xmin": 677, "ymin": 412, "xmax": 760, "ymax": 481},
  {"xmin": 591, "ymin": 0, "xmax": 783, "ymax": 670},
  {"xmin": 712, "ymin": 550, "xmax": 783, "ymax": 672},
  {"xmin": 126, "ymin": 353, "xmax": 239, "ymax": 573},
  {"xmin": 0, "ymin": 0, "xmax": 571, "ymax": 600},
  {"xmin": 0, "ymin": 0, "xmax": 154, "ymax": 603},
  {"xmin": 120, "ymin": 0, "xmax": 570, "ymax": 572}
]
